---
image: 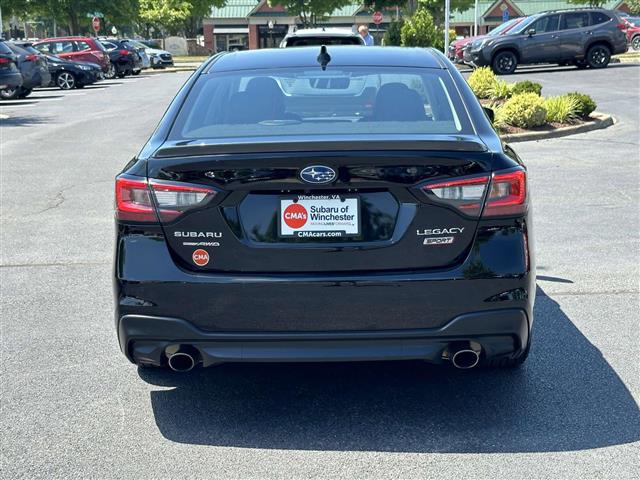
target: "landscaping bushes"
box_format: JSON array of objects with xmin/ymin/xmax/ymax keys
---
[
  {"xmin": 544, "ymin": 95, "xmax": 580, "ymax": 124},
  {"xmin": 490, "ymin": 79, "xmax": 512, "ymax": 100},
  {"xmin": 467, "ymin": 67, "xmax": 597, "ymax": 130},
  {"xmin": 495, "ymin": 93, "xmax": 547, "ymax": 128},
  {"xmin": 566, "ymin": 92, "xmax": 597, "ymax": 118},
  {"xmin": 510, "ymin": 80, "xmax": 543, "ymax": 96},
  {"xmin": 468, "ymin": 67, "xmax": 497, "ymax": 99}
]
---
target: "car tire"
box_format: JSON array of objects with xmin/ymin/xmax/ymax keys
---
[
  {"xmin": 76, "ymin": 84, "xmax": 85, "ymax": 89},
  {"xmin": 105, "ymin": 64, "xmax": 116, "ymax": 80},
  {"xmin": 18, "ymin": 88, "xmax": 32, "ymax": 99},
  {"xmin": 586, "ymin": 44, "xmax": 611, "ymax": 69},
  {"xmin": 56, "ymin": 71, "xmax": 76, "ymax": 90},
  {"xmin": 632, "ymin": 35, "xmax": 640, "ymax": 51},
  {"xmin": 0, "ymin": 87, "xmax": 21, "ymax": 100},
  {"xmin": 132, "ymin": 69, "xmax": 141, "ymax": 76},
  {"xmin": 117, "ymin": 70, "xmax": 126, "ymax": 78},
  {"xmin": 575, "ymin": 60, "xmax": 589, "ymax": 69},
  {"xmin": 491, "ymin": 51, "xmax": 518, "ymax": 75}
]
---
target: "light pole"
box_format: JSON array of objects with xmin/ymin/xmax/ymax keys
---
[
  {"xmin": 444, "ymin": 0, "xmax": 450, "ymax": 54},
  {"xmin": 474, "ymin": 0, "xmax": 479, "ymax": 36}
]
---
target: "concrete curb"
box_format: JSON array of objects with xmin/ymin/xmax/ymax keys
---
[
  {"xmin": 143, "ymin": 67, "xmax": 197, "ymax": 75},
  {"xmin": 500, "ymin": 112, "xmax": 614, "ymax": 143}
]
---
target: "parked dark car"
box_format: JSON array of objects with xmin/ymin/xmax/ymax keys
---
[
  {"xmin": 0, "ymin": 42, "xmax": 51, "ymax": 100},
  {"xmin": 0, "ymin": 40, "xmax": 22, "ymax": 93},
  {"xmin": 114, "ymin": 47, "xmax": 534, "ymax": 372},
  {"xmin": 100, "ymin": 39, "xmax": 144, "ymax": 78},
  {"xmin": 449, "ymin": 17, "xmax": 526, "ymax": 63},
  {"xmin": 465, "ymin": 8, "xmax": 628, "ymax": 73},
  {"xmin": 33, "ymin": 36, "xmax": 110, "ymax": 73},
  {"xmin": 46, "ymin": 55, "xmax": 101, "ymax": 90}
]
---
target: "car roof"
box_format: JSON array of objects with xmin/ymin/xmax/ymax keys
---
[
  {"xmin": 37, "ymin": 36, "xmax": 95, "ymax": 42},
  {"xmin": 207, "ymin": 46, "xmax": 446, "ymax": 73},
  {"xmin": 286, "ymin": 28, "xmax": 359, "ymax": 37}
]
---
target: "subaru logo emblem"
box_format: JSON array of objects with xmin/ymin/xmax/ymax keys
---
[{"xmin": 300, "ymin": 165, "xmax": 336, "ymax": 184}]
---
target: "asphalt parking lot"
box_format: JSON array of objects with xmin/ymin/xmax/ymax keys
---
[{"xmin": 1, "ymin": 65, "xmax": 639, "ymax": 478}]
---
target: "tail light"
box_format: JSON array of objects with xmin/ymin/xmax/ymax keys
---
[
  {"xmin": 115, "ymin": 175, "xmax": 218, "ymax": 223},
  {"xmin": 617, "ymin": 23, "xmax": 628, "ymax": 31},
  {"xmin": 421, "ymin": 168, "xmax": 527, "ymax": 218},
  {"xmin": 25, "ymin": 54, "xmax": 39, "ymax": 62},
  {"xmin": 0, "ymin": 57, "xmax": 11, "ymax": 64},
  {"xmin": 119, "ymin": 49, "xmax": 130, "ymax": 56}
]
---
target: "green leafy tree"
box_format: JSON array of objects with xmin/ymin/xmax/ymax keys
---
[
  {"xmin": 400, "ymin": 5, "xmax": 441, "ymax": 49},
  {"xmin": 3, "ymin": 1, "xmax": 140, "ymax": 35},
  {"xmin": 567, "ymin": 0, "xmax": 607, "ymax": 6},
  {"xmin": 269, "ymin": 0, "xmax": 352, "ymax": 27},
  {"xmin": 383, "ymin": 19, "xmax": 404, "ymax": 46},
  {"xmin": 627, "ymin": 0, "xmax": 640, "ymax": 15}
]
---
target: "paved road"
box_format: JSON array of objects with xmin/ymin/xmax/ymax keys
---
[{"xmin": 1, "ymin": 65, "xmax": 639, "ymax": 479}]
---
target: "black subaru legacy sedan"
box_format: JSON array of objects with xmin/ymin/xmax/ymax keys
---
[{"xmin": 114, "ymin": 47, "xmax": 534, "ymax": 372}]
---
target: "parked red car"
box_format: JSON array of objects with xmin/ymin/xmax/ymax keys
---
[
  {"xmin": 33, "ymin": 37, "xmax": 110, "ymax": 73},
  {"xmin": 449, "ymin": 17, "xmax": 526, "ymax": 63},
  {"xmin": 623, "ymin": 17, "xmax": 640, "ymax": 50}
]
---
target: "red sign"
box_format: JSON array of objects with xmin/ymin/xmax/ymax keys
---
[
  {"xmin": 192, "ymin": 249, "xmax": 210, "ymax": 267},
  {"xmin": 282, "ymin": 203, "xmax": 308, "ymax": 229},
  {"xmin": 92, "ymin": 16, "xmax": 101, "ymax": 33},
  {"xmin": 372, "ymin": 11, "xmax": 383, "ymax": 25}
]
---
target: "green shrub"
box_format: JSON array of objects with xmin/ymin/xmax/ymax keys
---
[
  {"xmin": 566, "ymin": 92, "xmax": 597, "ymax": 118},
  {"xmin": 490, "ymin": 79, "xmax": 512, "ymax": 100},
  {"xmin": 510, "ymin": 80, "xmax": 543, "ymax": 96},
  {"xmin": 383, "ymin": 20, "xmax": 404, "ymax": 46},
  {"xmin": 495, "ymin": 93, "xmax": 547, "ymax": 128},
  {"xmin": 544, "ymin": 95, "xmax": 580, "ymax": 124},
  {"xmin": 468, "ymin": 67, "xmax": 497, "ymax": 99}
]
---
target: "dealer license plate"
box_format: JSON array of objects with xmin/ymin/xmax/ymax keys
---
[{"xmin": 279, "ymin": 195, "xmax": 360, "ymax": 238}]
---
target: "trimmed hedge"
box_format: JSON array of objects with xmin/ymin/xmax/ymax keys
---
[
  {"xmin": 510, "ymin": 80, "xmax": 543, "ymax": 96},
  {"xmin": 495, "ymin": 93, "xmax": 547, "ymax": 128}
]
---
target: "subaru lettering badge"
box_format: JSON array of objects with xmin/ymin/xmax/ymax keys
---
[{"xmin": 300, "ymin": 165, "xmax": 336, "ymax": 184}]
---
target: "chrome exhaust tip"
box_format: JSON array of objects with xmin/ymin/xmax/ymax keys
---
[
  {"xmin": 451, "ymin": 349, "xmax": 481, "ymax": 369},
  {"xmin": 447, "ymin": 341, "xmax": 482, "ymax": 369},
  {"xmin": 167, "ymin": 351, "xmax": 196, "ymax": 372}
]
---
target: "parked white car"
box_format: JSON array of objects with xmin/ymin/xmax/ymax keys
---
[{"xmin": 127, "ymin": 40, "xmax": 174, "ymax": 69}]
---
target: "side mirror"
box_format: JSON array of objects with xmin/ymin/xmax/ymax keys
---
[
  {"xmin": 527, "ymin": 28, "xmax": 536, "ymax": 37},
  {"xmin": 483, "ymin": 106, "xmax": 495, "ymax": 123}
]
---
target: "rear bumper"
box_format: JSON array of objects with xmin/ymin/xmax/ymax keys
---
[
  {"xmin": 119, "ymin": 309, "xmax": 530, "ymax": 366},
  {"xmin": 0, "ymin": 72, "xmax": 23, "ymax": 89}
]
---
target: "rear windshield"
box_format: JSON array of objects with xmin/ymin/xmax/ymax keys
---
[
  {"xmin": 15, "ymin": 44, "xmax": 40, "ymax": 55},
  {"xmin": 0, "ymin": 41, "xmax": 13, "ymax": 54},
  {"xmin": 286, "ymin": 37, "xmax": 363, "ymax": 47},
  {"xmin": 170, "ymin": 66, "xmax": 473, "ymax": 141}
]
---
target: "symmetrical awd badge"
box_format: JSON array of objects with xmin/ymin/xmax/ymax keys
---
[{"xmin": 300, "ymin": 165, "xmax": 336, "ymax": 184}]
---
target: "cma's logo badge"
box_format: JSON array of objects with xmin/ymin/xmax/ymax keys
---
[{"xmin": 300, "ymin": 165, "xmax": 336, "ymax": 184}]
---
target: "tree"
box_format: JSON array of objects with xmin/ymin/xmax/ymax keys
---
[
  {"xmin": 567, "ymin": 0, "xmax": 608, "ymax": 6},
  {"xmin": 383, "ymin": 19, "xmax": 404, "ymax": 46},
  {"xmin": 269, "ymin": 0, "xmax": 352, "ymax": 27},
  {"xmin": 626, "ymin": 0, "xmax": 640, "ymax": 14},
  {"xmin": 138, "ymin": 0, "xmax": 226, "ymax": 36},
  {"xmin": 400, "ymin": 6, "xmax": 441, "ymax": 49},
  {"xmin": 363, "ymin": 0, "xmax": 474, "ymax": 25},
  {"xmin": 4, "ymin": 1, "xmax": 140, "ymax": 35}
]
